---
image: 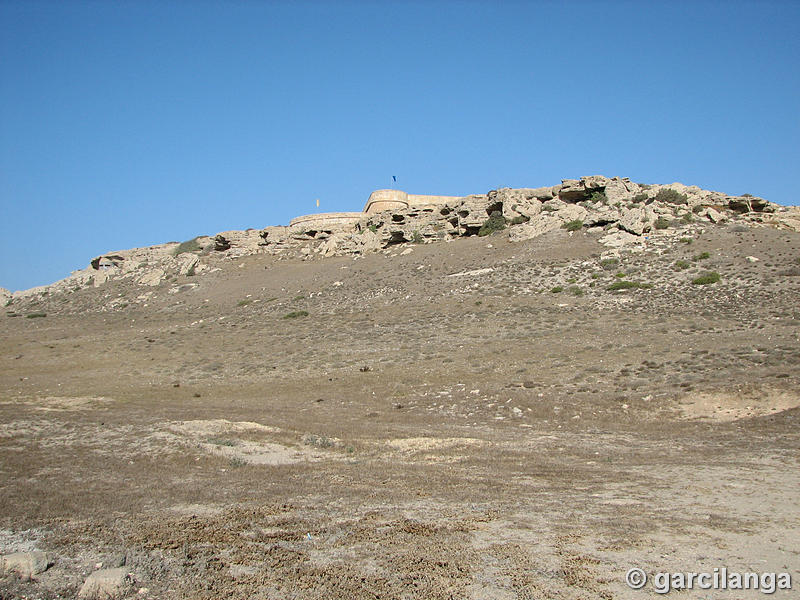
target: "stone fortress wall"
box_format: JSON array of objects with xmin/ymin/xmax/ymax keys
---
[
  {"xmin": 363, "ymin": 190, "xmax": 462, "ymax": 215},
  {"xmin": 288, "ymin": 212, "xmax": 364, "ymax": 231},
  {"xmin": 289, "ymin": 190, "xmax": 463, "ymax": 232}
]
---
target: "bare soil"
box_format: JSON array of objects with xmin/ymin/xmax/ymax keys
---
[{"xmin": 1, "ymin": 224, "xmax": 799, "ymax": 598}]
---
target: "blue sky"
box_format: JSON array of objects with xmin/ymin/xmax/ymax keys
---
[{"xmin": 1, "ymin": 1, "xmax": 799, "ymax": 292}]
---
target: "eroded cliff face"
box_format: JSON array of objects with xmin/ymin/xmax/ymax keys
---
[{"xmin": 5, "ymin": 175, "xmax": 796, "ymax": 305}]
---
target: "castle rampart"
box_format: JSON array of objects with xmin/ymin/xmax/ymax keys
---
[
  {"xmin": 289, "ymin": 190, "xmax": 463, "ymax": 232},
  {"xmin": 363, "ymin": 189, "xmax": 462, "ymax": 215}
]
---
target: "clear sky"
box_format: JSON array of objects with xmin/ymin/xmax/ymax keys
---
[{"xmin": 1, "ymin": 1, "xmax": 798, "ymax": 292}]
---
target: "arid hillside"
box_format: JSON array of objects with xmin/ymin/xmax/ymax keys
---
[{"xmin": 1, "ymin": 177, "xmax": 799, "ymax": 599}]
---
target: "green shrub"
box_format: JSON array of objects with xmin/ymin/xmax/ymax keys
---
[
  {"xmin": 541, "ymin": 204, "xmax": 559, "ymax": 212},
  {"xmin": 681, "ymin": 213, "xmax": 694, "ymax": 223},
  {"xmin": 600, "ymin": 258, "xmax": 619, "ymax": 270},
  {"xmin": 569, "ymin": 286, "xmax": 584, "ymax": 296},
  {"xmin": 615, "ymin": 272, "xmax": 626, "ymax": 278},
  {"xmin": 26, "ymin": 312, "xmax": 47, "ymax": 319},
  {"xmin": 411, "ymin": 230, "xmax": 424, "ymax": 244},
  {"xmin": 607, "ymin": 280, "xmax": 652, "ymax": 291},
  {"xmin": 478, "ymin": 211, "xmax": 507, "ymax": 236},
  {"xmin": 680, "ymin": 237, "xmax": 693, "ymax": 244},
  {"xmin": 237, "ymin": 299, "xmax": 252, "ymax": 307},
  {"xmin": 692, "ymin": 271, "xmax": 720, "ymax": 285},
  {"xmin": 283, "ymin": 310, "xmax": 309, "ymax": 319},
  {"xmin": 692, "ymin": 205, "xmax": 705, "ymax": 214},
  {"xmin": 303, "ymin": 434, "xmax": 334, "ymax": 448},
  {"xmin": 207, "ymin": 437, "xmax": 236, "ymax": 446},
  {"xmin": 673, "ymin": 260, "xmax": 690, "ymax": 271},
  {"xmin": 562, "ymin": 220, "xmax": 583, "ymax": 232},
  {"xmin": 693, "ymin": 251, "xmax": 710, "ymax": 261},
  {"xmin": 173, "ymin": 237, "xmax": 202, "ymax": 255},
  {"xmin": 589, "ymin": 191, "xmax": 607, "ymax": 204},
  {"xmin": 632, "ymin": 193, "xmax": 649, "ymax": 203},
  {"xmin": 654, "ymin": 189, "xmax": 689, "ymax": 205},
  {"xmin": 654, "ymin": 217, "xmax": 671, "ymax": 230},
  {"xmin": 550, "ymin": 286, "xmax": 563, "ymax": 293},
  {"xmin": 509, "ymin": 215, "xmax": 529, "ymax": 225}
]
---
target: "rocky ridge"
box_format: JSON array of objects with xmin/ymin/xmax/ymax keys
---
[{"xmin": 5, "ymin": 175, "xmax": 798, "ymax": 307}]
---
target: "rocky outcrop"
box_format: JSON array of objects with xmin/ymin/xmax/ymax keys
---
[
  {"xmin": 5, "ymin": 175, "xmax": 790, "ymax": 305},
  {"xmin": 78, "ymin": 567, "xmax": 133, "ymax": 599},
  {"xmin": 213, "ymin": 235, "xmax": 231, "ymax": 251},
  {"xmin": 0, "ymin": 551, "xmax": 49, "ymax": 579}
]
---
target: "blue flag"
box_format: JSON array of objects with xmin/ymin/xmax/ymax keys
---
[{"xmin": 392, "ymin": 176, "xmax": 396, "ymax": 182}]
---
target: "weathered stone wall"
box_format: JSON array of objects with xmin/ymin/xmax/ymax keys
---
[
  {"xmin": 363, "ymin": 190, "xmax": 462, "ymax": 215},
  {"xmin": 288, "ymin": 212, "xmax": 363, "ymax": 231}
]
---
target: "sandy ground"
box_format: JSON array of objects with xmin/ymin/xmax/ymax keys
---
[{"xmin": 1, "ymin": 223, "xmax": 798, "ymax": 598}]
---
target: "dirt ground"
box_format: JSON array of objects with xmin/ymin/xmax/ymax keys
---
[{"xmin": 1, "ymin": 223, "xmax": 798, "ymax": 598}]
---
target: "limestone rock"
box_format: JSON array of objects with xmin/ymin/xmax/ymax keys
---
[
  {"xmin": 555, "ymin": 204, "xmax": 588, "ymax": 223},
  {"xmin": 705, "ymin": 207, "xmax": 723, "ymax": 223},
  {"xmin": 508, "ymin": 217, "xmax": 561, "ymax": 242},
  {"xmin": 599, "ymin": 230, "xmax": 642, "ymax": 248},
  {"xmin": 456, "ymin": 194, "xmax": 492, "ymax": 230},
  {"xmin": 0, "ymin": 551, "xmax": 49, "ymax": 579},
  {"xmin": 177, "ymin": 254, "xmax": 200, "ymax": 276},
  {"xmin": 727, "ymin": 195, "xmax": 773, "ymax": 213},
  {"xmin": 604, "ymin": 178, "xmax": 632, "ymax": 203},
  {"xmin": 138, "ymin": 269, "xmax": 166, "ymax": 287},
  {"xmin": 0, "ymin": 288, "xmax": 10, "ymax": 306},
  {"xmin": 78, "ymin": 567, "xmax": 133, "ymax": 599},
  {"xmin": 528, "ymin": 186, "xmax": 554, "ymax": 200},
  {"xmin": 558, "ymin": 179, "xmax": 587, "ymax": 202},
  {"xmin": 584, "ymin": 206, "xmax": 620, "ymax": 227},
  {"xmin": 488, "ymin": 188, "xmax": 542, "ymax": 221},
  {"xmin": 214, "ymin": 234, "xmax": 231, "ymax": 251},
  {"xmin": 93, "ymin": 270, "xmax": 110, "ymax": 288},
  {"xmin": 764, "ymin": 206, "xmax": 800, "ymax": 232},
  {"xmin": 581, "ymin": 175, "xmax": 611, "ymax": 191},
  {"xmin": 618, "ymin": 206, "xmax": 655, "ymax": 235}
]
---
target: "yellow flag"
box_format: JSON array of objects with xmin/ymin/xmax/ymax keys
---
[{"xmin": 316, "ymin": 198, "xmax": 320, "ymax": 208}]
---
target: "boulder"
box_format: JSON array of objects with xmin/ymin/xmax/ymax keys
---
[
  {"xmin": 137, "ymin": 269, "xmax": 166, "ymax": 287},
  {"xmin": 78, "ymin": 567, "xmax": 133, "ymax": 599},
  {"xmin": 0, "ymin": 551, "xmax": 49, "ymax": 579},
  {"xmin": 508, "ymin": 217, "xmax": 561, "ymax": 242},
  {"xmin": 213, "ymin": 234, "xmax": 231, "ymax": 251},
  {"xmin": 764, "ymin": 206, "xmax": 800, "ymax": 232},
  {"xmin": 705, "ymin": 207, "xmax": 723, "ymax": 223},
  {"xmin": 454, "ymin": 195, "xmax": 492, "ymax": 231},
  {"xmin": 93, "ymin": 270, "xmax": 110, "ymax": 288},
  {"xmin": 177, "ymin": 254, "xmax": 199, "ymax": 276},
  {"xmin": 555, "ymin": 204, "xmax": 588, "ymax": 223},
  {"xmin": 558, "ymin": 179, "xmax": 586, "ymax": 202},
  {"xmin": 584, "ymin": 206, "xmax": 620, "ymax": 227},
  {"xmin": 599, "ymin": 230, "xmax": 641, "ymax": 248},
  {"xmin": 581, "ymin": 175, "xmax": 611, "ymax": 190},
  {"xmin": 618, "ymin": 206, "xmax": 655, "ymax": 235},
  {"xmin": 493, "ymin": 189, "xmax": 542, "ymax": 221},
  {"xmin": 528, "ymin": 186, "xmax": 554, "ymax": 200},
  {"xmin": 604, "ymin": 178, "xmax": 632, "ymax": 203}
]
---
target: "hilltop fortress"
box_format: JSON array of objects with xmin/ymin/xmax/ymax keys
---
[
  {"xmin": 3, "ymin": 175, "xmax": 799, "ymax": 305},
  {"xmin": 288, "ymin": 190, "xmax": 462, "ymax": 232}
]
